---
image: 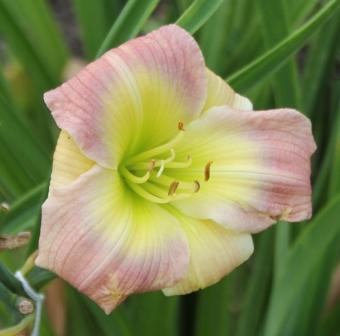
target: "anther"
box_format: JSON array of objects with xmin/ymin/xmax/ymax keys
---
[
  {"xmin": 178, "ymin": 121, "xmax": 185, "ymax": 131},
  {"xmin": 194, "ymin": 180, "xmax": 200, "ymax": 193},
  {"xmin": 204, "ymin": 161, "xmax": 213, "ymax": 181},
  {"xmin": 148, "ymin": 159, "xmax": 156, "ymax": 172},
  {"xmin": 168, "ymin": 181, "xmax": 179, "ymax": 196},
  {"xmin": 0, "ymin": 202, "xmax": 10, "ymax": 212}
]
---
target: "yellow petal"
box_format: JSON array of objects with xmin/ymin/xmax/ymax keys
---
[
  {"xmin": 170, "ymin": 106, "xmax": 316, "ymax": 233},
  {"xmin": 37, "ymin": 166, "xmax": 189, "ymax": 314},
  {"xmin": 44, "ymin": 25, "xmax": 207, "ymax": 168},
  {"xmin": 203, "ymin": 69, "xmax": 252, "ymax": 112},
  {"xmin": 163, "ymin": 211, "xmax": 253, "ymax": 295},
  {"xmin": 49, "ymin": 131, "xmax": 93, "ymax": 191}
]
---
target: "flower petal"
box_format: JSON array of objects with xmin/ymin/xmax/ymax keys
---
[
  {"xmin": 36, "ymin": 166, "xmax": 189, "ymax": 314},
  {"xmin": 162, "ymin": 212, "xmax": 253, "ymax": 295},
  {"xmin": 49, "ymin": 131, "xmax": 94, "ymax": 191},
  {"xmin": 171, "ymin": 106, "xmax": 316, "ymax": 233},
  {"xmin": 44, "ymin": 25, "xmax": 206, "ymax": 168},
  {"xmin": 203, "ymin": 69, "xmax": 252, "ymax": 112}
]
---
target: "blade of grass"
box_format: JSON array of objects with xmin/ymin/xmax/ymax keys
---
[
  {"xmin": 96, "ymin": 0, "xmax": 160, "ymax": 58},
  {"xmin": 1, "ymin": 0, "xmax": 69, "ymax": 81},
  {"xmin": 81, "ymin": 296, "xmax": 133, "ymax": 336},
  {"xmin": 235, "ymin": 230, "xmax": 274, "ymax": 336},
  {"xmin": 286, "ymin": 0, "xmax": 320, "ymax": 26},
  {"xmin": 0, "ymin": 96, "xmax": 49, "ymax": 184},
  {"xmin": 0, "ymin": 1, "xmax": 57, "ymax": 90},
  {"xmin": 0, "ymin": 138, "xmax": 32, "ymax": 199},
  {"xmin": 194, "ymin": 266, "xmax": 250, "ymax": 336},
  {"xmin": 128, "ymin": 293, "xmax": 180, "ymax": 336},
  {"xmin": 199, "ymin": 0, "xmax": 231, "ymax": 73},
  {"xmin": 0, "ymin": 1, "xmax": 58, "ymax": 144},
  {"xmin": 263, "ymin": 192, "xmax": 340, "ymax": 336},
  {"xmin": 175, "ymin": 0, "xmax": 223, "ymax": 34},
  {"xmin": 256, "ymin": 0, "xmax": 302, "ymax": 284},
  {"xmin": 303, "ymin": 18, "xmax": 340, "ymax": 115},
  {"xmin": 227, "ymin": 0, "xmax": 340, "ymax": 92},
  {"xmin": 72, "ymin": 0, "xmax": 110, "ymax": 59},
  {"xmin": 256, "ymin": 0, "xmax": 301, "ymax": 108},
  {"xmin": 0, "ymin": 182, "xmax": 46, "ymax": 234}
]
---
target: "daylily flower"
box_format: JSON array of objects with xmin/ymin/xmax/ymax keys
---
[{"xmin": 36, "ymin": 25, "xmax": 316, "ymax": 314}]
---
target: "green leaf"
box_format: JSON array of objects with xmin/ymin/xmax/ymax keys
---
[
  {"xmin": 235, "ymin": 230, "xmax": 274, "ymax": 336},
  {"xmin": 256, "ymin": 0, "xmax": 301, "ymax": 109},
  {"xmin": 263, "ymin": 193, "xmax": 340, "ymax": 336},
  {"xmin": 194, "ymin": 266, "xmax": 250, "ymax": 336},
  {"xmin": 0, "ymin": 0, "xmax": 60, "ymax": 144},
  {"xmin": 27, "ymin": 267, "xmax": 55, "ymax": 290},
  {"xmin": 96, "ymin": 0, "xmax": 160, "ymax": 58},
  {"xmin": 329, "ymin": 92, "xmax": 340, "ymax": 196},
  {"xmin": 227, "ymin": 0, "xmax": 340, "ymax": 92},
  {"xmin": 0, "ymin": 97, "xmax": 49, "ymax": 187},
  {"xmin": 303, "ymin": 18, "xmax": 340, "ymax": 115},
  {"xmin": 176, "ymin": 0, "xmax": 223, "ymax": 35},
  {"xmin": 0, "ymin": 262, "xmax": 25, "ymax": 296},
  {"xmin": 129, "ymin": 293, "xmax": 179, "ymax": 336},
  {"xmin": 199, "ymin": 0, "xmax": 232, "ymax": 72},
  {"xmin": 72, "ymin": 0, "xmax": 110, "ymax": 59},
  {"xmin": 285, "ymin": 0, "xmax": 320, "ymax": 26},
  {"xmin": 0, "ymin": 0, "xmax": 69, "ymax": 81},
  {"xmin": 194, "ymin": 277, "xmax": 234, "ymax": 336},
  {"xmin": 81, "ymin": 296, "xmax": 133, "ymax": 336},
  {"xmin": 0, "ymin": 182, "xmax": 46, "ymax": 234},
  {"xmin": 0, "ymin": 0, "xmax": 63, "ymax": 89}
]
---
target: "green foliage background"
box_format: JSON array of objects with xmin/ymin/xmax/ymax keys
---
[{"xmin": 0, "ymin": 0, "xmax": 339, "ymax": 335}]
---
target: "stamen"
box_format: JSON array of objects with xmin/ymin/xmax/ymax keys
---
[
  {"xmin": 178, "ymin": 121, "xmax": 185, "ymax": 131},
  {"xmin": 165, "ymin": 155, "xmax": 192, "ymax": 169},
  {"xmin": 156, "ymin": 160, "xmax": 165, "ymax": 177},
  {"xmin": 131, "ymin": 149, "xmax": 179, "ymax": 170},
  {"xmin": 168, "ymin": 181, "xmax": 179, "ymax": 196},
  {"xmin": 194, "ymin": 180, "xmax": 200, "ymax": 193},
  {"xmin": 126, "ymin": 131, "xmax": 184, "ymax": 165},
  {"xmin": 125, "ymin": 180, "xmax": 171, "ymax": 204},
  {"xmin": 148, "ymin": 159, "xmax": 156, "ymax": 172},
  {"xmin": 151, "ymin": 174, "xmax": 199, "ymax": 193},
  {"xmin": 120, "ymin": 166, "xmax": 150, "ymax": 184},
  {"xmin": 204, "ymin": 161, "xmax": 213, "ymax": 181}
]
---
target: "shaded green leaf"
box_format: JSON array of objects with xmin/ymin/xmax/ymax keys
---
[
  {"xmin": 96, "ymin": 0, "xmax": 160, "ymax": 58},
  {"xmin": 263, "ymin": 193, "xmax": 340, "ymax": 336},
  {"xmin": 227, "ymin": 0, "xmax": 340, "ymax": 92},
  {"xmin": 176, "ymin": 0, "xmax": 223, "ymax": 34}
]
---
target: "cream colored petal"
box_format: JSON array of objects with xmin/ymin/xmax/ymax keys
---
[
  {"xmin": 203, "ymin": 69, "xmax": 252, "ymax": 112},
  {"xmin": 170, "ymin": 106, "xmax": 316, "ymax": 233},
  {"xmin": 49, "ymin": 131, "xmax": 94, "ymax": 191},
  {"xmin": 44, "ymin": 25, "xmax": 206, "ymax": 168},
  {"xmin": 37, "ymin": 166, "xmax": 189, "ymax": 314},
  {"xmin": 163, "ymin": 212, "xmax": 253, "ymax": 295}
]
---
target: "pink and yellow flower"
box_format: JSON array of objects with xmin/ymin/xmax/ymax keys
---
[{"xmin": 36, "ymin": 25, "xmax": 316, "ymax": 314}]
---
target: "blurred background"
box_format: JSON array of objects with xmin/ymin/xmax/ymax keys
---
[{"xmin": 0, "ymin": 0, "xmax": 339, "ymax": 335}]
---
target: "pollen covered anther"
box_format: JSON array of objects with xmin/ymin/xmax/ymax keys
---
[
  {"xmin": 178, "ymin": 121, "xmax": 185, "ymax": 131},
  {"xmin": 204, "ymin": 161, "xmax": 213, "ymax": 181},
  {"xmin": 168, "ymin": 181, "xmax": 180, "ymax": 196},
  {"xmin": 148, "ymin": 159, "xmax": 156, "ymax": 172}
]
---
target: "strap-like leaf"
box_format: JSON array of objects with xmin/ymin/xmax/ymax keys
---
[{"xmin": 227, "ymin": 0, "xmax": 340, "ymax": 92}]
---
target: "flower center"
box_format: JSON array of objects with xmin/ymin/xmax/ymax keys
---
[{"xmin": 119, "ymin": 122, "xmax": 208, "ymax": 204}]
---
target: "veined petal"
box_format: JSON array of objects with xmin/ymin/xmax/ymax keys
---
[
  {"xmin": 203, "ymin": 69, "xmax": 252, "ymax": 112},
  {"xmin": 36, "ymin": 166, "xmax": 189, "ymax": 314},
  {"xmin": 163, "ymin": 211, "xmax": 253, "ymax": 295},
  {"xmin": 171, "ymin": 107, "xmax": 316, "ymax": 233},
  {"xmin": 44, "ymin": 25, "xmax": 206, "ymax": 168},
  {"xmin": 49, "ymin": 131, "xmax": 94, "ymax": 191}
]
